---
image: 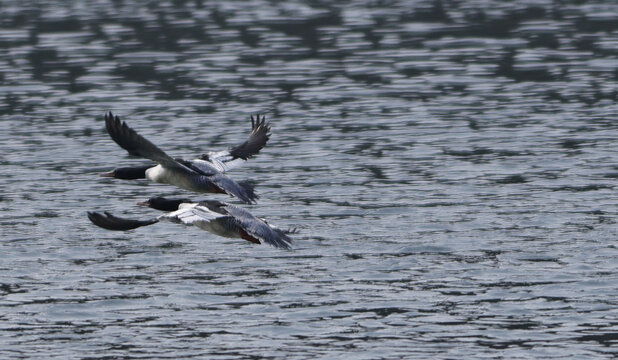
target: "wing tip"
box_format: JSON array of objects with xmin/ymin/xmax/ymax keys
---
[
  {"xmin": 276, "ymin": 238, "xmax": 293, "ymax": 250},
  {"xmin": 240, "ymin": 180, "xmax": 259, "ymax": 204},
  {"xmin": 104, "ymin": 111, "xmax": 121, "ymax": 126},
  {"xmin": 86, "ymin": 211, "xmax": 98, "ymax": 222},
  {"xmin": 250, "ymin": 114, "xmax": 271, "ymax": 133},
  {"xmin": 264, "ymin": 226, "xmax": 294, "ymax": 250},
  {"xmin": 226, "ymin": 114, "xmax": 271, "ymax": 161}
]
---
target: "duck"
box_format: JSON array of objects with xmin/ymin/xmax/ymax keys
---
[
  {"xmin": 87, "ymin": 197, "xmax": 296, "ymax": 250},
  {"xmin": 99, "ymin": 112, "xmax": 271, "ymax": 204}
]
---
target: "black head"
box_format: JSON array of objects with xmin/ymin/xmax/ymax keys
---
[
  {"xmin": 137, "ymin": 197, "xmax": 191, "ymax": 212},
  {"xmin": 100, "ymin": 165, "xmax": 150, "ymax": 180}
]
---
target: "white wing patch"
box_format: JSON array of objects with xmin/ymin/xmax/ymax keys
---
[
  {"xmin": 205, "ymin": 150, "xmax": 247, "ymax": 173},
  {"xmin": 160, "ymin": 203, "xmax": 222, "ymax": 225}
]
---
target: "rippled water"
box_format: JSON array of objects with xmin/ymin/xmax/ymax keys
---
[{"xmin": 1, "ymin": 0, "xmax": 617, "ymax": 358}]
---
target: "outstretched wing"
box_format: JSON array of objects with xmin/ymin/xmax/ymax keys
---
[
  {"xmin": 88, "ymin": 211, "xmax": 158, "ymax": 231},
  {"xmin": 183, "ymin": 159, "xmax": 219, "ymax": 176},
  {"xmin": 160, "ymin": 203, "xmax": 261, "ymax": 245},
  {"xmin": 160, "ymin": 203, "xmax": 224, "ymax": 225},
  {"xmin": 105, "ymin": 112, "xmax": 190, "ymax": 172},
  {"xmin": 161, "ymin": 203, "xmax": 242, "ymax": 238},
  {"xmin": 201, "ymin": 115, "xmax": 271, "ymax": 172},
  {"xmin": 228, "ymin": 115, "xmax": 271, "ymax": 160},
  {"xmin": 223, "ymin": 204, "xmax": 292, "ymax": 250},
  {"xmin": 150, "ymin": 156, "xmax": 256, "ymax": 204},
  {"xmin": 208, "ymin": 173, "xmax": 258, "ymax": 204}
]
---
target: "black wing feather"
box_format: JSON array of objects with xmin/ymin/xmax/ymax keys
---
[
  {"xmin": 88, "ymin": 211, "xmax": 158, "ymax": 231},
  {"xmin": 229, "ymin": 115, "xmax": 271, "ymax": 160},
  {"xmin": 104, "ymin": 112, "xmax": 187, "ymax": 171},
  {"xmin": 201, "ymin": 114, "xmax": 271, "ymax": 162}
]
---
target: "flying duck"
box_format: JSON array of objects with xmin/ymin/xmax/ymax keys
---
[
  {"xmin": 100, "ymin": 112, "xmax": 271, "ymax": 204},
  {"xmin": 87, "ymin": 197, "xmax": 295, "ymax": 250}
]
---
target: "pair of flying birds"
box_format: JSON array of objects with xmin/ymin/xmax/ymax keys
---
[{"xmin": 88, "ymin": 113, "xmax": 294, "ymax": 249}]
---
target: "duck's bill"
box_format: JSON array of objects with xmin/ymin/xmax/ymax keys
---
[{"xmin": 99, "ymin": 171, "xmax": 115, "ymax": 177}]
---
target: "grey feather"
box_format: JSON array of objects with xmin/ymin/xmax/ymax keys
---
[{"xmin": 223, "ymin": 204, "xmax": 292, "ymax": 250}]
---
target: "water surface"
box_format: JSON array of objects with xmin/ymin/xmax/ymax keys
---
[{"xmin": 1, "ymin": 1, "xmax": 617, "ymax": 358}]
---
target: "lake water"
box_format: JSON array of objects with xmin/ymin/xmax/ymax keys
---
[{"xmin": 1, "ymin": 1, "xmax": 617, "ymax": 358}]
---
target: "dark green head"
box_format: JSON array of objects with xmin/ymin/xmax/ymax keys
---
[
  {"xmin": 136, "ymin": 197, "xmax": 192, "ymax": 212},
  {"xmin": 100, "ymin": 165, "xmax": 151, "ymax": 180}
]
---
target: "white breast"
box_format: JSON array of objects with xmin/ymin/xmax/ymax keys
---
[
  {"xmin": 145, "ymin": 165, "xmax": 168, "ymax": 183},
  {"xmin": 145, "ymin": 164, "xmax": 205, "ymax": 192}
]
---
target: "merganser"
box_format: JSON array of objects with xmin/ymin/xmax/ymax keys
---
[
  {"xmin": 100, "ymin": 112, "xmax": 271, "ymax": 204},
  {"xmin": 87, "ymin": 197, "xmax": 296, "ymax": 250}
]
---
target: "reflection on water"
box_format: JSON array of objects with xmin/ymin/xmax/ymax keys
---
[{"xmin": 1, "ymin": 0, "xmax": 617, "ymax": 358}]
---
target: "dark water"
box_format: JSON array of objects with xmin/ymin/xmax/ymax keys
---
[{"xmin": 1, "ymin": 0, "xmax": 617, "ymax": 358}]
